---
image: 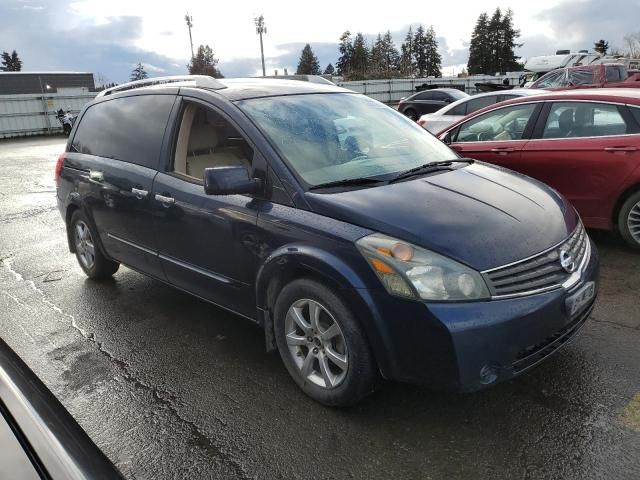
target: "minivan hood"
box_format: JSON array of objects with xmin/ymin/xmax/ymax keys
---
[{"xmin": 305, "ymin": 163, "xmax": 578, "ymax": 271}]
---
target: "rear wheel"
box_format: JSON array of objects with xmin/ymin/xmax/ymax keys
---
[
  {"xmin": 403, "ymin": 108, "xmax": 418, "ymax": 121},
  {"xmin": 274, "ymin": 278, "xmax": 378, "ymax": 407},
  {"xmin": 70, "ymin": 210, "xmax": 119, "ymax": 279},
  {"xmin": 618, "ymin": 191, "xmax": 640, "ymax": 250}
]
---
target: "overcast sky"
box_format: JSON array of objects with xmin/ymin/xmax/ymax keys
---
[{"xmin": 2, "ymin": 0, "xmax": 639, "ymax": 83}]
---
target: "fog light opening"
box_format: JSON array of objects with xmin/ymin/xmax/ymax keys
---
[{"xmin": 479, "ymin": 365, "xmax": 499, "ymax": 385}]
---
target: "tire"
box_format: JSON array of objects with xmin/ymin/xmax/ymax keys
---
[
  {"xmin": 70, "ymin": 210, "xmax": 120, "ymax": 279},
  {"xmin": 274, "ymin": 278, "xmax": 378, "ymax": 407},
  {"xmin": 403, "ymin": 108, "xmax": 418, "ymax": 121},
  {"xmin": 618, "ymin": 191, "xmax": 640, "ymax": 250}
]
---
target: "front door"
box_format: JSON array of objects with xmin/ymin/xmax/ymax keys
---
[
  {"xmin": 447, "ymin": 102, "xmax": 541, "ymax": 168},
  {"xmin": 152, "ymin": 99, "xmax": 261, "ymax": 317},
  {"xmin": 518, "ymin": 101, "xmax": 640, "ymax": 226}
]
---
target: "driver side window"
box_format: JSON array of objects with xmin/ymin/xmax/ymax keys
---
[
  {"xmin": 454, "ymin": 104, "xmax": 538, "ymax": 143},
  {"xmin": 173, "ymin": 102, "xmax": 253, "ymax": 181}
]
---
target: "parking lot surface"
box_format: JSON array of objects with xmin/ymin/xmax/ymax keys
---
[{"xmin": 1, "ymin": 136, "xmax": 639, "ymax": 479}]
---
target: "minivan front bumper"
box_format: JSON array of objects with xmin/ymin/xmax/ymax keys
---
[{"xmin": 357, "ymin": 239, "xmax": 600, "ymax": 391}]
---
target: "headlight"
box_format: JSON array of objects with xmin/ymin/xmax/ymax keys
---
[{"xmin": 356, "ymin": 233, "xmax": 490, "ymax": 301}]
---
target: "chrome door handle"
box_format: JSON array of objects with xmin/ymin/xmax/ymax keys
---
[
  {"xmin": 604, "ymin": 146, "xmax": 637, "ymax": 152},
  {"xmin": 155, "ymin": 194, "xmax": 175, "ymax": 206},
  {"xmin": 131, "ymin": 188, "xmax": 148, "ymax": 199},
  {"xmin": 490, "ymin": 147, "xmax": 515, "ymax": 153},
  {"xmin": 89, "ymin": 170, "xmax": 103, "ymax": 182}
]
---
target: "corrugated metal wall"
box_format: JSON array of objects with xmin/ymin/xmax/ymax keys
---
[
  {"xmin": 337, "ymin": 74, "xmax": 523, "ymax": 104},
  {"xmin": 0, "ymin": 91, "xmax": 96, "ymax": 138}
]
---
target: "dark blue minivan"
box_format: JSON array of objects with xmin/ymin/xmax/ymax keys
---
[{"xmin": 55, "ymin": 76, "xmax": 599, "ymax": 406}]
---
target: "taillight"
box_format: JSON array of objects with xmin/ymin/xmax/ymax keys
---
[
  {"xmin": 417, "ymin": 119, "xmax": 426, "ymax": 127},
  {"xmin": 54, "ymin": 153, "xmax": 65, "ymax": 182}
]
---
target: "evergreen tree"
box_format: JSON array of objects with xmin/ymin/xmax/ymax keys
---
[
  {"xmin": 400, "ymin": 26, "xmax": 415, "ymax": 76},
  {"xmin": 380, "ymin": 30, "xmax": 400, "ymax": 77},
  {"xmin": 370, "ymin": 33, "xmax": 386, "ymax": 77},
  {"xmin": 594, "ymin": 39, "xmax": 609, "ymax": 55},
  {"xmin": 467, "ymin": 13, "xmax": 490, "ymax": 74},
  {"xmin": 323, "ymin": 63, "xmax": 335, "ymax": 75},
  {"xmin": 497, "ymin": 9, "xmax": 522, "ymax": 72},
  {"xmin": 486, "ymin": 7, "xmax": 503, "ymax": 74},
  {"xmin": 467, "ymin": 9, "xmax": 521, "ymax": 74},
  {"xmin": 336, "ymin": 31, "xmax": 353, "ymax": 77},
  {"xmin": 188, "ymin": 45, "xmax": 223, "ymax": 78},
  {"xmin": 413, "ymin": 25, "xmax": 428, "ymax": 77},
  {"xmin": 296, "ymin": 44, "xmax": 321, "ymax": 75},
  {"xmin": 1, "ymin": 50, "xmax": 22, "ymax": 71},
  {"xmin": 350, "ymin": 33, "xmax": 369, "ymax": 80},
  {"xmin": 425, "ymin": 26, "xmax": 442, "ymax": 77},
  {"xmin": 130, "ymin": 63, "xmax": 148, "ymax": 81}
]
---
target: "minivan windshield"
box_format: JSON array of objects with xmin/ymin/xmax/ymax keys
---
[{"xmin": 238, "ymin": 93, "xmax": 456, "ymax": 187}]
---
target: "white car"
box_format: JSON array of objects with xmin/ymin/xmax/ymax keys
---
[{"xmin": 417, "ymin": 89, "xmax": 547, "ymax": 133}]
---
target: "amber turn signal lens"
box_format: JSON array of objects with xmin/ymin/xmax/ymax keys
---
[
  {"xmin": 371, "ymin": 258, "xmax": 394, "ymax": 274},
  {"xmin": 391, "ymin": 243, "xmax": 413, "ymax": 261}
]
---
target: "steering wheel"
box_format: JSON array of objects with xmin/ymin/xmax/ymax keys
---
[{"xmin": 477, "ymin": 131, "xmax": 493, "ymax": 141}]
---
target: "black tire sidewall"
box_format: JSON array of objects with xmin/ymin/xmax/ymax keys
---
[
  {"xmin": 404, "ymin": 109, "xmax": 417, "ymax": 121},
  {"xmin": 274, "ymin": 278, "xmax": 377, "ymax": 407},
  {"xmin": 70, "ymin": 210, "xmax": 119, "ymax": 279},
  {"xmin": 618, "ymin": 191, "xmax": 640, "ymax": 250}
]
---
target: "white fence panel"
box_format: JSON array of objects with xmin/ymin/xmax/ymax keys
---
[
  {"xmin": 0, "ymin": 92, "xmax": 96, "ymax": 138},
  {"xmin": 338, "ymin": 74, "xmax": 523, "ymax": 104}
]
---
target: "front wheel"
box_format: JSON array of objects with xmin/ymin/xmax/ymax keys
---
[
  {"xmin": 274, "ymin": 279, "xmax": 378, "ymax": 407},
  {"xmin": 618, "ymin": 191, "xmax": 640, "ymax": 250},
  {"xmin": 70, "ymin": 210, "xmax": 120, "ymax": 279},
  {"xmin": 403, "ymin": 108, "xmax": 418, "ymax": 121}
]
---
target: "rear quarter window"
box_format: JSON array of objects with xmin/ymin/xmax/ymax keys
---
[
  {"xmin": 630, "ymin": 107, "xmax": 640, "ymax": 129},
  {"xmin": 72, "ymin": 94, "xmax": 175, "ymax": 169}
]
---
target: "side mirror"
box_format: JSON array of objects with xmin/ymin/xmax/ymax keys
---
[
  {"xmin": 203, "ymin": 166, "xmax": 260, "ymax": 195},
  {"xmin": 440, "ymin": 132, "xmax": 452, "ymax": 145}
]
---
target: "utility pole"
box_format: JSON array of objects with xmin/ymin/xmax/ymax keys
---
[
  {"xmin": 185, "ymin": 13, "xmax": 194, "ymax": 61},
  {"xmin": 255, "ymin": 14, "xmax": 267, "ymax": 77}
]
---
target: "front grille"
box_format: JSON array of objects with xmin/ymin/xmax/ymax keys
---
[
  {"xmin": 512, "ymin": 300, "xmax": 594, "ymax": 373},
  {"xmin": 483, "ymin": 222, "xmax": 588, "ymax": 298}
]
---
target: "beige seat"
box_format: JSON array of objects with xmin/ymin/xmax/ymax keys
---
[
  {"xmin": 184, "ymin": 125, "xmax": 249, "ymax": 180},
  {"xmin": 174, "ymin": 105, "xmax": 250, "ymax": 180}
]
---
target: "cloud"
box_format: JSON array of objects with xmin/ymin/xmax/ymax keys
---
[{"xmin": 0, "ymin": 0, "xmax": 184, "ymax": 83}]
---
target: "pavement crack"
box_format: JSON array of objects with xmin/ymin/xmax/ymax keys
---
[
  {"xmin": 590, "ymin": 316, "xmax": 639, "ymax": 331},
  {"xmin": 95, "ymin": 340, "xmax": 250, "ymax": 479},
  {"xmin": 1, "ymin": 258, "xmax": 250, "ymax": 479},
  {"xmin": 1, "ymin": 257, "xmax": 87, "ymax": 337}
]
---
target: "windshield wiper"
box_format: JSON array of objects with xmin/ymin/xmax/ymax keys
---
[
  {"xmin": 308, "ymin": 177, "xmax": 387, "ymax": 191},
  {"xmin": 389, "ymin": 158, "xmax": 474, "ymax": 183}
]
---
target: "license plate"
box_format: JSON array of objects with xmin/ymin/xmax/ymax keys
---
[{"xmin": 565, "ymin": 282, "xmax": 595, "ymax": 318}]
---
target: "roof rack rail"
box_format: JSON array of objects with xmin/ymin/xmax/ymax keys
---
[{"xmin": 96, "ymin": 75, "xmax": 226, "ymax": 97}]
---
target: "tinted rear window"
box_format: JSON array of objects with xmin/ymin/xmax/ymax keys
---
[
  {"xmin": 630, "ymin": 107, "xmax": 640, "ymax": 129},
  {"xmin": 72, "ymin": 95, "xmax": 175, "ymax": 169}
]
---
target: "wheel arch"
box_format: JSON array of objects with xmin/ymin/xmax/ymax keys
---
[
  {"xmin": 612, "ymin": 182, "xmax": 640, "ymax": 226},
  {"xmin": 255, "ymin": 244, "xmax": 387, "ymax": 370}
]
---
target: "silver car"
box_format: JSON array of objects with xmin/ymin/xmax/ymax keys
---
[{"xmin": 418, "ymin": 89, "xmax": 547, "ymax": 133}]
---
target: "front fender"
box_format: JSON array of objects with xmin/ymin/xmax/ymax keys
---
[
  {"xmin": 255, "ymin": 242, "xmax": 369, "ymax": 309},
  {"xmin": 254, "ymin": 243, "xmax": 400, "ymax": 378}
]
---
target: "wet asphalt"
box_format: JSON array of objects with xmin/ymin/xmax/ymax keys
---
[{"xmin": 0, "ymin": 136, "xmax": 639, "ymax": 480}]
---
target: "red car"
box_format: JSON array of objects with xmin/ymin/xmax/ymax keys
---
[
  {"xmin": 531, "ymin": 63, "xmax": 640, "ymax": 90},
  {"xmin": 438, "ymin": 88, "xmax": 640, "ymax": 249}
]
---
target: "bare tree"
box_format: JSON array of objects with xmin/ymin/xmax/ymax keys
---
[{"xmin": 624, "ymin": 32, "xmax": 640, "ymax": 58}]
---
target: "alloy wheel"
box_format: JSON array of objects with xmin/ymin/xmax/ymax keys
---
[
  {"xmin": 284, "ymin": 299, "xmax": 348, "ymax": 389},
  {"xmin": 74, "ymin": 220, "xmax": 96, "ymax": 270},
  {"xmin": 628, "ymin": 200, "xmax": 640, "ymax": 245}
]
